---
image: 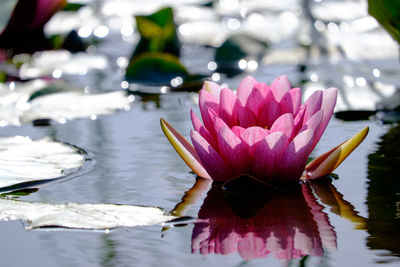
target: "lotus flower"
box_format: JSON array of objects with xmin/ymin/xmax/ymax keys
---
[
  {"xmin": 161, "ymin": 76, "xmax": 368, "ymax": 185},
  {"xmin": 191, "ymin": 183, "xmax": 337, "ymax": 261}
]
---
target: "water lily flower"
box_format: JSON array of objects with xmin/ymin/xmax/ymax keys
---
[{"xmin": 161, "ymin": 76, "xmax": 368, "ymax": 185}]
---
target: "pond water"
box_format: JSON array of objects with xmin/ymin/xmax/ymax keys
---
[{"xmin": 1, "ymin": 0, "xmax": 400, "ymax": 266}]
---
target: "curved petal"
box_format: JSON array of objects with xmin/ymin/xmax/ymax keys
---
[
  {"xmin": 299, "ymin": 110, "xmax": 323, "ymax": 135},
  {"xmin": 270, "ymin": 75, "xmax": 291, "ymax": 102},
  {"xmin": 232, "ymin": 126, "xmax": 245, "ymax": 137},
  {"xmin": 245, "ymin": 83, "xmax": 269, "ymax": 116},
  {"xmin": 303, "ymin": 90, "xmax": 323, "ymax": 124},
  {"xmin": 202, "ymin": 81, "xmax": 221, "ymax": 102},
  {"xmin": 304, "ymin": 127, "xmax": 369, "ymax": 180},
  {"xmin": 311, "ymin": 87, "xmax": 338, "ymax": 151},
  {"xmin": 253, "ymin": 132, "xmax": 289, "ymax": 181},
  {"xmin": 199, "ymin": 90, "xmax": 220, "ymax": 136},
  {"xmin": 191, "ymin": 130, "xmax": 232, "ymax": 181},
  {"xmin": 281, "ymin": 129, "xmax": 314, "ymax": 181},
  {"xmin": 257, "ymin": 91, "xmax": 281, "ymax": 129},
  {"xmin": 220, "ymin": 87, "xmax": 239, "ymax": 127},
  {"xmin": 191, "ymin": 110, "xmax": 217, "ymax": 149},
  {"xmin": 270, "ymin": 113, "xmax": 294, "ymax": 140},
  {"xmin": 240, "ymin": 126, "xmax": 270, "ymax": 155},
  {"xmin": 161, "ymin": 118, "xmax": 210, "ymax": 179},
  {"xmin": 237, "ymin": 76, "xmax": 257, "ymax": 106},
  {"xmin": 280, "ymin": 87, "xmax": 302, "ymax": 115},
  {"xmin": 217, "ymin": 126, "xmax": 248, "ymax": 175}
]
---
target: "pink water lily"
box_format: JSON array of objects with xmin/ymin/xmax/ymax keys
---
[{"xmin": 161, "ymin": 76, "xmax": 368, "ymax": 185}]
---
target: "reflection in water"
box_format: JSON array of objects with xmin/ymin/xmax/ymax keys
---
[
  {"xmin": 367, "ymin": 125, "xmax": 400, "ymax": 261},
  {"xmin": 191, "ymin": 183, "xmax": 337, "ymax": 261}
]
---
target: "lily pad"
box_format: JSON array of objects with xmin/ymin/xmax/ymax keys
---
[
  {"xmin": 126, "ymin": 52, "xmax": 205, "ymax": 90},
  {"xmin": 0, "ymin": 199, "xmax": 175, "ymax": 230},
  {"xmin": 215, "ymin": 34, "xmax": 268, "ymax": 77},
  {"xmin": 0, "ymin": 79, "xmax": 133, "ymax": 126},
  {"xmin": 0, "ymin": 136, "xmax": 91, "ymax": 192}
]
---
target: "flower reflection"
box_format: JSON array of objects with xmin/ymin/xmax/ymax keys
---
[{"xmin": 190, "ymin": 181, "xmax": 337, "ymax": 261}]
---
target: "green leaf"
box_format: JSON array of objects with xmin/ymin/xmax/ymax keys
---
[
  {"xmin": 126, "ymin": 52, "xmax": 189, "ymax": 85},
  {"xmin": 368, "ymin": 0, "xmax": 400, "ymax": 45},
  {"xmin": 215, "ymin": 34, "xmax": 268, "ymax": 77},
  {"xmin": 133, "ymin": 7, "xmax": 180, "ymax": 57}
]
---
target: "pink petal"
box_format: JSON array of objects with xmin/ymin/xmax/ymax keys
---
[
  {"xmin": 219, "ymin": 87, "xmax": 239, "ymax": 127},
  {"xmin": 217, "ymin": 126, "xmax": 248, "ymax": 175},
  {"xmin": 237, "ymin": 76, "xmax": 257, "ymax": 106},
  {"xmin": 191, "ymin": 110, "xmax": 217, "ymax": 149},
  {"xmin": 199, "ymin": 90, "xmax": 220, "ymax": 136},
  {"xmin": 257, "ymin": 91, "xmax": 281, "ymax": 128},
  {"xmin": 311, "ymin": 87, "xmax": 338, "ymax": 150},
  {"xmin": 281, "ymin": 129, "xmax": 314, "ymax": 181},
  {"xmin": 280, "ymin": 87, "xmax": 301, "ymax": 115},
  {"xmin": 303, "ymin": 90, "xmax": 322, "ymax": 124},
  {"xmin": 237, "ymin": 106, "xmax": 257, "ymax": 128},
  {"xmin": 270, "ymin": 113, "xmax": 294, "ymax": 140},
  {"xmin": 202, "ymin": 81, "xmax": 221, "ymax": 102},
  {"xmin": 191, "ymin": 130, "xmax": 232, "ymax": 181},
  {"xmin": 245, "ymin": 82, "xmax": 270, "ymax": 116},
  {"xmin": 270, "ymin": 75, "xmax": 291, "ymax": 102},
  {"xmin": 240, "ymin": 126, "xmax": 270, "ymax": 155},
  {"xmin": 232, "ymin": 126, "xmax": 245, "ymax": 137},
  {"xmin": 253, "ymin": 132, "xmax": 289, "ymax": 181},
  {"xmin": 293, "ymin": 105, "xmax": 306, "ymax": 134},
  {"xmin": 299, "ymin": 110, "xmax": 323, "ymax": 134}
]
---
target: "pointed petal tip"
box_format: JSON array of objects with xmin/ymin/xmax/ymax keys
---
[
  {"xmin": 305, "ymin": 126, "xmax": 369, "ymax": 180},
  {"xmin": 160, "ymin": 118, "xmax": 211, "ymax": 179}
]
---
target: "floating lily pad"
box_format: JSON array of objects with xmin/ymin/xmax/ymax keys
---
[
  {"xmin": 0, "ymin": 199, "xmax": 175, "ymax": 230},
  {"xmin": 0, "ymin": 136, "xmax": 91, "ymax": 192},
  {"xmin": 0, "ymin": 79, "xmax": 133, "ymax": 126},
  {"xmin": 215, "ymin": 34, "xmax": 268, "ymax": 77}
]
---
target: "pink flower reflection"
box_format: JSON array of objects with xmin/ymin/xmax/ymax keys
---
[{"xmin": 191, "ymin": 183, "xmax": 337, "ymax": 261}]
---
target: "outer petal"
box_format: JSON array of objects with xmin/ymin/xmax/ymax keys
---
[
  {"xmin": 240, "ymin": 126, "xmax": 270, "ymax": 155},
  {"xmin": 270, "ymin": 75, "xmax": 291, "ymax": 102},
  {"xmin": 299, "ymin": 110, "xmax": 323, "ymax": 134},
  {"xmin": 237, "ymin": 76, "xmax": 257, "ymax": 106},
  {"xmin": 191, "ymin": 110, "xmax": 217, "ymax": 149},
  {"xmin": 304, "ymin": 127, "xmax": 368, "ymax": 180},
  {"xmin": 161, "ymin": 118, "xmax": 210, "ymax": 179},
  {"xmin": 199, "ymin": 90, "xmax": 220, "ymax": 136},
  {"xmin": 202, "ymin": 81, "xmax": 221, "ymax": 102},
  {"xmin": 232, "ymin": 126, "xmax": 245, "ymax": 137},
  {"xmin": 257, "ymin": 91, "xmax": 281, "ymax": 129},
  {"xmin": 191, "ymin": 130, "xmax": 232, "ymax": 181},
  {"xmin": 280, "ymin": 129, "xmax": 314, "ymax": 182},
  {"xmin": 311, "ymin": 87, "xmax": 337, "ymax": 151},
  {"xmin": 217, "ymin": 126, "xmax": 248, "ymax": 175},
  {"xmin": 280, "ymin": 87, "xmax": 301, "ymax": 115},
  {"xmin": 270, "ymin": 113, "xmax": 294, "ymax": 140},
  {"xmin": 253, "ymin": 132, "xmax": 289, "ymax": 182},
  {"xmin": 219, "ymin": 88, "xmax": 239, "ymax": 127},
  {"xmin": 303, "ymin": 90, "xmax": 323, "ymax": 124}
]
